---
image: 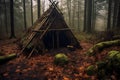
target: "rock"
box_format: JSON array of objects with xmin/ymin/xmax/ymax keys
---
[
  {"xmin": 54, "ymin": 53, "xmax": 69, "ymax": 65},
  {"xmin": 0, "ymin": 53, "xmax": 17, "ymax": 64}
]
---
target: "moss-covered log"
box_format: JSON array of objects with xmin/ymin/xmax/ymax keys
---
[
  {"xmin": 86, "ymin": 40, "xmax": 120, "ymax": 56},
  {"xmin": 0, "ymin": 53, "xmax": 17, "ymax": 65}
]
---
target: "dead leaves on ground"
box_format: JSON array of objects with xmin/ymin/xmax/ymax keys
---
[{"xmin": 1, "ymin": 39, "xmax": 119, "ymax": 80}]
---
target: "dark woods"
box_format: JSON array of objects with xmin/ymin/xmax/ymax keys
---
[{"xmin": 0, "ymin": 0, "xmax": 120, "ymax": 39}]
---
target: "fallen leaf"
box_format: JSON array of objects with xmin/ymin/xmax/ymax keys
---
[
  {"xmin": 3, "ymin": 73, "xmax": 9, "ymax": 77},
  {"xmin": 15, "ymin": 69, "xmax": 21, "ymax": 73},
  {"xmin": 48, "ymin": 67, "xmax": 53, "ymax": 71},
  {"xmin": 63, "ymin": 76, "xmax": 70, "ymax": 80},
  {"xmin": 22, "ymin": 69, "xmax": 28, "ymax": 72},
  {"xmin": 79, "ymin": 66, "xmax": 85, "ymax": 72}
]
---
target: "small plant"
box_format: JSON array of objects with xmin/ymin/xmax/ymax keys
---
[{"xmin": 54, "ymin": 53, "xmax": 69, "ymax": 65}]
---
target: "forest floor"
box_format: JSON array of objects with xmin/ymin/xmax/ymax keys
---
[{"xmin": 0, "ymin": 39, "xmax": 120, "ymax": 80}]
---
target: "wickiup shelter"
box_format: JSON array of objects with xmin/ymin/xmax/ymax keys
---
[{"xmin": 19, "ymin": 1, "xmax": 81, "ymax": 55}]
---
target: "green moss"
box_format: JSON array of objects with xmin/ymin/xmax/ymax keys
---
[
  {"xmin": 87, "ymin": 50, "xmax": 120, "ymax": 78},
  {"xmin": 0, "ymin": 53, "xmax": 16, "ymax": 64},
  {"xmin": 116, "ymin": 54, "xmax": 120, "ymax": 60},
  {"xmin": 86, "ymin": 65, "xmax": 96, "ymax": 76},
  {"xmin": 54, "ymin": 53, "xmax": 69, "ymax": 65},
  {"xmin": 86, "ymin": 40, "xmax": 120, "ymax": 56},
  {"xmin": 96, "ymin": 61, "xmax": 106, "ymax": 69},
  {"xmin": 108, "ymin": 50, "xmax": 120, "ymax": 58}
]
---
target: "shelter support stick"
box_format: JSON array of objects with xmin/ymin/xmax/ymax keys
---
[
  {"xmin": 52, "ymin": 31, "xmax": 55, "ymax": 49},
  {"xmin": 56, "ymin": 31, "xmax": 59, "ymax": 48},
  {"xmin": 27, "ymin": 47, "xmax": 35, "ymax": 58},
  {"xmin": 17, "ymin": 8, "xmax": 54, "ymax": 56}
]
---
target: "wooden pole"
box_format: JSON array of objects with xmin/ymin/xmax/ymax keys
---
[
  {"xmin": 27, "ymin": 47, "xmax": 35, "ymax": 58},
  {"xmin": 32, "ymin": 28, "xmax": 74, "ymax": 32},
  {"xmin": 56, "ymin": 31, "xmax": 59, "ymax": 48},
  {"xmin": 17, "ymin": 8, "xmax": 55, "ymax": 56},
  {"xmin": 52, "ymin": 31, "xmax": 55, "ymax": 49}
]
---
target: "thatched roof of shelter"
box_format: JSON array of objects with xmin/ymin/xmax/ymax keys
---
[{"xmin": 18, "ymin": 1, "xmax": 81, "ymax": 57}]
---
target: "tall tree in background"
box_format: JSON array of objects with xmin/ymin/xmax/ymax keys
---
[
  {"xmin": 0, "ymin": 1, "xmax": 2, "ymax": 32},
  {"xmin": 72, "ymin": 0, "xmax": 76, "ymax": 28},
  {"xmin": 37, "ymin": 0, "xmax": 41, "ymax": 18},
  {"xmin": 116, "ymin": 1, "xmax": 120, "ymax": 28},
  {"xmin": 67, "ymin": 0, "xmax": 71, "ymax": 26},
  {"xmin": 91, "ymin": 0, "xmax": 96, "ymax": 31},
  {"xmin": 84, "ymin": 0, "xmax": 93, "ymax": 33},
  {"xmin": 10, "ymin": 0, "xmax": 16, "ymax": 38},
  {"xmin": 77, "ymin": 0, "xmax": 80, "ymax": 31},
  {"xmin": 4, "ymin": 0, "xmax": 8, "ymax": 34},
  {"xmin": 31, "ymin": 0, "xmax": 33, "ymax": 25},
  {"xmin": 23, "ymin": 0, "xmax": 27, "ymax": 30},
  {"xmin": 107, "ymin": 0, "xmax": 112, "ymax": 30},
  {"xmin": 112, "ymin": 0, "xmax": 120, "ymax": 29},
  {"xmin": 42, "ymin": 0, "xmax": 45, "ymax": 13},
  {"xmin": 87, "ymin": 0, "xmax": 93, "ymax": 33},
  {"xmin": 83, "ymin": 0, "xmax": 87, "ymax": 32}
]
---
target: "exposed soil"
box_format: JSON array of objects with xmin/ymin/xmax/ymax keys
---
[{"xmin": 0, "ymin": 39, "xmax": 120, "ymax": 80}]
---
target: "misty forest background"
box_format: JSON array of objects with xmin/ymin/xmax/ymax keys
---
[{"xmin": 0, "ymin": 0, "xmax": 120, "ymax": 39}]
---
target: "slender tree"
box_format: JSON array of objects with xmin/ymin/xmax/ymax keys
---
[
  {"xmin": 37, "ymin": 0, "xmax": 41, "ymax": 18},
  {"xmin": 83, "ymin": 0, "xmax": 87, "ymax": 32},
  {"xmin": 31, "ymin": 0, "xmax": 33, "ymax": 25},
  {"xmin": 107, "ymin": 0, "xmax": 112, "ymax": 30},
  {"xmin": 117, "ymin": 2, "xmax": 120, "ymax": 28},
  {"xmin": 91, "ymin": 0, "xmax": 96, "ymax": 31},
  {"xmin": 87, "ymin": 0, "xmax": 93, "ymax": 33},
  {"xmin": 23, "ymin": 0, "xmax": 27, "ymax": 30},
  {"xmin": 77, "ymin": 0, "xmax": 80, "ymax": 32},
  {"xmin": 84, "ymin": 0, "xmax": 93, "ymax": 33},
  {"xmin": 10, "ymin": 0, "xmax": 16, "ymax": 38},
  {"xmin": 4, "ymin": 0, "xmax": 8, "ymax": 34},
  {"xmin": 72, "ymin": 0, "xmax": 76, "ymax": 28},
  {"xmin": 112, "ymin": 0, "xmax": 120, "ymax": 29},
  {"xmin": 0, "ymin": 1, "xmax": 2, "ymax": 32},
  {"xmin": 67, "ymin": 0, "xmax": 71, "ymax": 26},
  {"xmin": 42, "ymin": 0, "xmax": 45, "ymax": 13}
]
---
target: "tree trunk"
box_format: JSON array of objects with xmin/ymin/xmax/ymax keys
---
[
  {"xmin": 72, "ymin": 0, "xmax": 76, "ymax": 28},
  {"xmin": 77, "ymin": 0, "xmax": 80, "ymax": 32},
  {"xmin": 10, "ymin": 0, "xmax": 16, "ymax": 38},
  {"xmin": 86, "ymin": 0, "xmax": 92, "ymax": 33},
  {"xmin": 23, "ymin": 0, "xmax": 27, "ymax": 31},
  {"xmin": 113, "ymin": 0, "xmax": 120, "ymax": 29},
  {"xmin": 83, "ymin": 0, "xmax": 87, "ymax": 32},
  {"xmin": 42, "ymin": 0, "xmax": 45, "ymax": 14},
  {"xmin": 107, "ymin": 0, "xmax": 112, "ymax": 30},
  {"xmin": 4, "ymin": 0, "xmax": 8, "ymax": 34},
  {"xmin": 37, "ymin": 0, "xmax": 41, "ymax": 18},
  {"xmin": 117, "ymin": 3, "xmax": 120, "ymax": 28},
  {"xmin": 31, "ymin": 0, "xmax": 33, "ymax": 25},
  {"xmin": 67, "ymin": 0, "xmax": 71, "ymax": 26},
  {"xmin": 84, "ymin": 0, "xmax": 93, "ymax": 33},
  {"xmin": 91, "ymin": 0, "xmax": 96, "ymax": 32}
]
